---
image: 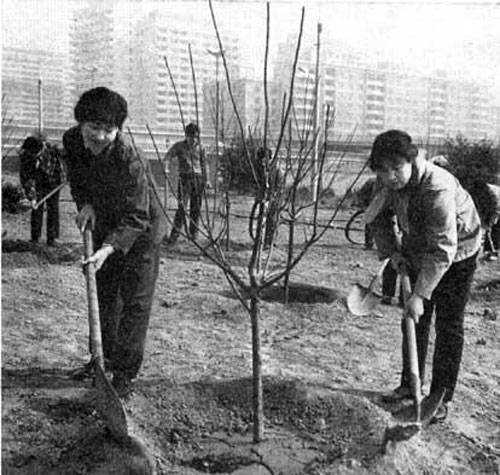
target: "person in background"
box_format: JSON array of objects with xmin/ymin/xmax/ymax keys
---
[
  {"xmin": 163, "ymin": 122, "xmax": 207, "ymax": 244},
  {"xmin": 356, "ymin": 177, "xmax": 401, "ymax": 304},
  {"xmin": 251, "ymin": 147, "xmax": 283, "ymax": 248},
  {"xmin": 486, "ymin": 182, "xmax": 500, "ymax": 259},
  {"xmin": 19, "ymin": 135, "xmax": 65, "ymax": 246},
  {"xmin": 63, "ymin": 87, "xmax": 167, "ymax": 399},
  {"xmin": 466, "ymin": 180, "xmax": 500, "ymax": 261},
  {"xmin": 368, "ymin": 130, "xmax": 482, "ymax": 422},
  {"xmin": 430, "ymin": 155, "xmax": 500, "ymax": 261},
  {"xmin": 355, "ymin": 177, "xmax": 377, "ymax": 250}
]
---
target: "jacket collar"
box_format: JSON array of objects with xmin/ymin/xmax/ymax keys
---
[{"xmin": 407, "ymin": 149, "xmax": 428, "ymax": 189}]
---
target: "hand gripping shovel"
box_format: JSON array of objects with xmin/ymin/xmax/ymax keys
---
[
  {"xmin": 83, "ymin": 228, "xmax": 128, "ymax": 443},
  {"xmin": 347, "ymin": 258, "xmax": 390, "ymax": 316},
  {"xmin": 387, "ymin": 270, "xmax": 445, "ymax": 440}
]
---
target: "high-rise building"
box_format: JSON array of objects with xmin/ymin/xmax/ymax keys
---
[
  {"xmin": 70, "ymin": 1, "xmax": 241, "ymax": 139},
  {"xmin": 69, "ymin": 1, "xmax": 140, "ymax": 106},
  {"xmin": 2, "ymin": 46, "xmax": 71, "ymax": 128},
  {"xmin": 129, "ymin": 10, "xmax": 241, "ymax": 137},
  {"xmin": 203, "ymin": 78, "xmax": 281, "ymax": 143},
  {"xmin": 273, "ymin": 35, "xmax": 500, "ymax": 144}
]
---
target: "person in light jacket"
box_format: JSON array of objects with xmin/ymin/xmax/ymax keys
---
[{"xmin": 367, "ymin": 130, "xmax": 482, "ymax": 422}]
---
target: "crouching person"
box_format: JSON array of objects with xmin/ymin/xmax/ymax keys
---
[
  {"xmin": 368, "ymin": 130, "xmax": 482, "ymax": 422},
  {"xmin": 64, "ymin": 87, "xmax": 167, "ymax": 399},
  {"xmin": 19, "ymin": 135, "xmax": 65, "ymax": 246}
]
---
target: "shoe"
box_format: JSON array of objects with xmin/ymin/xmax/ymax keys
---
[
  {"xmin": 430, "ymin": 401, "xmax": 449, "ymax": 424},
  {"xmin": 47, "ymin": 239, "xmax": 58, "ymax": 247},
  {"xmin": 30, "ymin": 238, "xmax": 39, "ymax": 244},
  {"xmin": 381, "ymin": 296, "xmax": 393, "ymax": 306},
  {"xmin": 112, "ymin": 373, "xmax": 134, "ymax": 400},
  {"xmin": 381, "ymin": 384, "xmax": 415, "ymax": 403}
]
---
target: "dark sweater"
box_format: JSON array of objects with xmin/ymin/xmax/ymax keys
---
[{"xmin": 63, "ymin": 126, "xmax": 167, "ymax": 253}]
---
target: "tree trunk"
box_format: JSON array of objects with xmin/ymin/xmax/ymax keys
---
[{"xmin": 250, "ymin": 296, "xmax": 263, "ymax": 442}]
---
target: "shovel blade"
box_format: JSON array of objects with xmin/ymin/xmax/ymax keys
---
[
  {"xmin": 392, "ymin": 389, "xmax": 446, "ymax": 424},
  {"xmin": 94, "ymin": 365, "xmax": 129, "ymax": 443},
  {"xmin": 347, "ymin": 284, "xmax": 381, "ymax": 316}
]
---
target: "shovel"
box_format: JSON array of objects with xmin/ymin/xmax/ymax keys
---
[
  {"xmin": 33, "ymin": 182, "xmax": 66, "ymax": 210},
  {"xmin": 387, "ymin": 271, "xmax": 446, "ymax": 439},
  {"xmin": 347, "ymin": 258, "xmax": 390, "ymax": 316},
  {"xmin": 83, "ymin": 227, "xmax": 129, "ymax": 443}
]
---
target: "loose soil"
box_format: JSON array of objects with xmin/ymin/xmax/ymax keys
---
[{"xmin": 2, "ymin": 182, "xmax": 499, "ymax": 474}]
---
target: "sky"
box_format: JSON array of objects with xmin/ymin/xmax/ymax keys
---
[{"xmin": 2, "ymin": 0, "xmax": 500, "ymax": 93}]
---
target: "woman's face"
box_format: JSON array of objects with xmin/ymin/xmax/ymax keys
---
[
  {"xmin": 81, "ymin": 121, "xmax": 118, "ymax": 156},
  {"xmin": 376, "ymin": 156, "xmax": 412, "ymax": 190}
]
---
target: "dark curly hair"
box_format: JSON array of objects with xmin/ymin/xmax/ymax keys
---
[
  {"xmin": 369, "ymin": 130, "xmax": 418, "ymax": 171},
  {"xmin": 74, "ymin": 87, "xmax": 128, "ymax": 129},
  {"xmin": 185, "ymin": 123, "xmax": 200, "ymax": 136},
  {"xmin": 21, "ymin": 136, "xmax": 44, "ymax": 154}
]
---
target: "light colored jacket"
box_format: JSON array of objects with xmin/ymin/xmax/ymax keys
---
[{"xmin": 370, "ymin": 153, "xmax": 482, "ymax": 300}]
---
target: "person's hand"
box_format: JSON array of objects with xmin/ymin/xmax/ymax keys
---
[
  {"xmin": 405, "ymin": 293, "xmax": 424, "ymax": 323},
  {"xmin": 76, "ymin": 204, "xmax": 96, "ymax": 233},
  {"xmin": 83, "ymin": 244, "xmax": 114, "ymax": 272},
  {"xmin": 390, "ymin": 251, "xmax": 407, "ymax": 272},
  {"xmin": 18, "ymin": 198, "xmax": 32, "ymax": 211},
  {"xmin": 30, "ymin": 199, "xmax": 37, "ymax": 209}
]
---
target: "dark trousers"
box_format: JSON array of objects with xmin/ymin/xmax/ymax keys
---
[
  {"xmin": 484, "ymin": 221, "xmax": 500, "ymax": 253},
  {"xmin": 31, "ymin": 188, "xmax": 60, "ymax": 242},
  {"xmin": 95, "ymin": 236, "xmax": 160, "ymax": 379},
  {"xmin": 365, "ymin": 224, "xmax": 374, "ymax": 249},
  {"xmin": 400, "ymin": 253, "xmax": 478, "ymax": 402},
  {"xmin": 382, "ymin": 263, "xmax": 400, "ymax": 299},
  {"xmin": 170, "ymin": 173, "xmax": 205, "ymax": 239}
]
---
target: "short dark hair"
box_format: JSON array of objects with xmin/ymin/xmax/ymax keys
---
[
  {"xmin": 369, "ymin": 130, "xmax": 418, "ymax": 171},
  {"xmin": 21, "ymin": 136, "xmax": 44, "ymax": 154},
  {"xmin": 74, "ymin": 87, "xmax": 128, "ymax": 129},
  {"xmin": 185, "ymin": 123, "xmax": 199, "ymax": 136}
]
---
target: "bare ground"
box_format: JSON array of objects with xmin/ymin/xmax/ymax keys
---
[{"xmin": 1, "ymin": 187, "xmax": 499, "ymax": 475}]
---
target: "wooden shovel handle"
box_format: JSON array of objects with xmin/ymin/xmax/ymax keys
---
[
  {"xmin": 83, "ymin": 228, "xmax": 105, "ymax": 370},
  {"xmin": 33, "ymin": 182, "xmax": 66, "ymax": 210},
  {"xmin": 401, "ymin": 270, "xmax": 422, "ymax": 420}
]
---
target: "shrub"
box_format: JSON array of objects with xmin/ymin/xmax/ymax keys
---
[
  {"xmin": 218, "ymin": 141, "xmax": 258, "ymax": 194},
  {"xmin": 2, "ymin": 182, "xmax": 25, "ymax": 213},
  {"xmin": 443, "ymin": 135, "xmax": 500, "ymax": 188}
]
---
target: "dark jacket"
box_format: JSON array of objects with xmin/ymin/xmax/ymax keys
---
[
  {"xmin": 63, "ymin": 126, "xmax": 167, "ymax": 253},
  {"xmin": 19, "ymin": 142, "xmax": 64, "ymax": 200}
]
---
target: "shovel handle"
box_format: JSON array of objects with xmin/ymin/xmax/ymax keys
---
[
  {"xmin": 401, "ymin": 270, "xmax": 421, "ymax": 421},
  {"xmin": 83, "ymin": 228, "xmax": 105, "ymax": 370},
  {"xmin": 366, "ymin": 257, "xmax": 391, "ymax": 292},
  {"xmin": 33, "ymin": 182, "xmax": 66, "ymax": 210}
]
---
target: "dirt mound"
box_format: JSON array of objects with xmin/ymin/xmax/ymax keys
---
[{"xmin": 2, "ymin": 370, "xmax": 428, "ymax": 475}]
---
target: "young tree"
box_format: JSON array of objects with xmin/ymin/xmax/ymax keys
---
[{"xmin": 138, "ymin": 1, "xmax": 366, "ymax": 443}]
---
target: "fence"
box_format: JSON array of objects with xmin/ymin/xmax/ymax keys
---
[{"xmin": 2, "ymin": 123, "xmax": 372, "ymax": 187}]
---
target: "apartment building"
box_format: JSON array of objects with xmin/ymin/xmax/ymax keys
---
[
  {"xmin": 2, "ymin": 46, "xmax": 71, "ymax": 127},
  {"xmin": 273, "ymin": 35, "xmax": 500, "ymax": 144},
  {"xmin": 69, "ymin": 1, "xmax": 240, "ymax": 139},
  {"xmin": 129, "ymin": 11, "xmax": 240, "ymax": 137},
  {"xmin": 202, "ymin": 78, "xmax": 282, "ymax": 143}
]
